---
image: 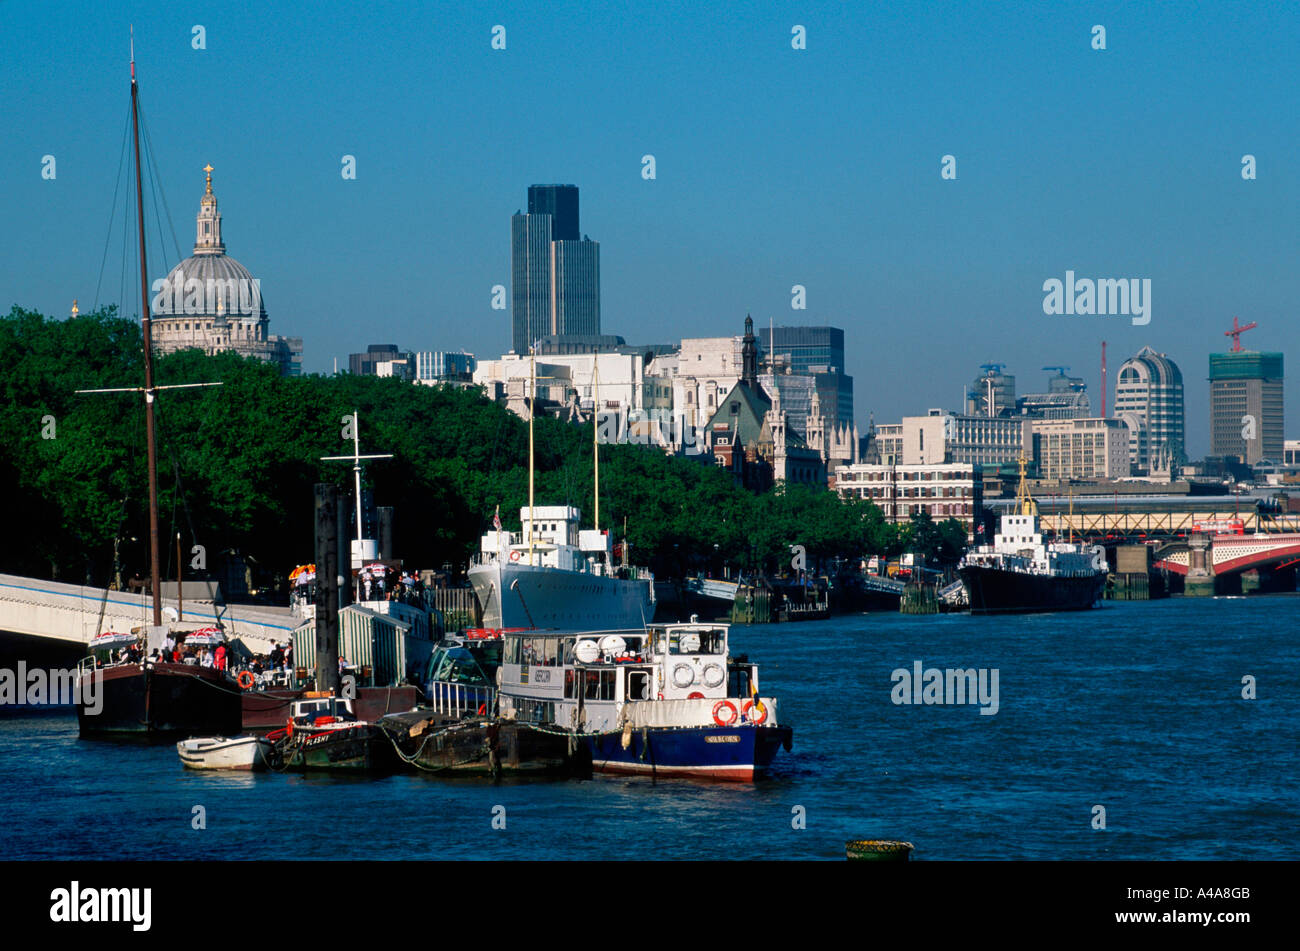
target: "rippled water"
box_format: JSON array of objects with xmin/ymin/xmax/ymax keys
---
[{"xmin": 2, "ymin": 595, "xmax": 1297, "ymax": 860}]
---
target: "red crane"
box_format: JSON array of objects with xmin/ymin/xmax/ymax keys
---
[{"xmin": 1224, "ymin": 316, "xmax": 1257, "ymax": 352}]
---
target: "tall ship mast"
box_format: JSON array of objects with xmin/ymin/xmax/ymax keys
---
[
  {"xmin": 468, "ymin": 349, "xmax": 655, "ymax": 631},
  {"xmin": 74, "ymin": 39, "xmax": 241, "ymax": 736},
  {"xmin": 957, "ymin": 454, "xmax": 1107, "ymax": 614}
]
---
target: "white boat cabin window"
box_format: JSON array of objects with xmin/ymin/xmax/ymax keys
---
[
  {"xmin": 513, "ymin": 635, "xmax": 561, "ymax": 666},
  {"xmin": 562, "ymin": 668, "xmax": 616, "ymax": 701},
  {"xmin": 625, "ymin": 669, "xmax": 651, "ymax": 701},
  {"xmin": 585, "ymin": 670, "xmax": 618, "ymax": 696},
  {"xmin": 659, "ymin": 629, "xmax": 725, "ymax": 655}
]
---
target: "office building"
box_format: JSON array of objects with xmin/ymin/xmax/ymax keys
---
[
  {"xmin": 759, "ymin": 325, "xmax": 854, "ymax": 427},
  {"xmin": 1030, "ymin": 418, "xmax": 1131, "ymax": 481},
  {"xmin": 1113, "ymin": 346, "xmax": 1185, "ymax": 473},
  {"xmin": 834, "ymin": 462, "xmax": 983, "ymax": 531},
  {"xmin": 1209, "ymin": 351, "xmax": 1283, "ymax": 464},
  {"xmin": 511, "ymin": 184, "xmax": 600, "ymax": 353}
]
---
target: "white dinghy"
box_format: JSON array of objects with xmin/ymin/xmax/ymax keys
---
[{"xmin": 177, "ymin": 735, "xmax": 272, "ymax": 771}]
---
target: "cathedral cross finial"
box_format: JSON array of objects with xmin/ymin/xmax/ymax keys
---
[{"xmin": 203, "ymin": 164, "xmax": 214, "ymax": 194}]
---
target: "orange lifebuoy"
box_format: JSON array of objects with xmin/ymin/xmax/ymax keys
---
[
  {"xmin": 509, "ymin": 550, "xmax": 521, "ymax": 562},
  {"xmin": 742, "ymin": 699, "xmax": 768, "ymax": 725},
  {"xmin": 236, "ymin": 670, "xmax": 255, "ymax": 690},
  {"xmin": 712, "ymin": 700, "xmax": 738, "ymax": 727}
]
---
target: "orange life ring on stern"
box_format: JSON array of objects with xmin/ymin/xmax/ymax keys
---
[
  {"xmin": 236, "ymin": 670, "xmax": 255, "ymax": 690},
  {"xmin": 743, "ymin": 699, "xmax": 768, "ymax": 725},
  {"xmin": 712, "ymin": 700, "xmax": 738, "ymax": 727},
  {"xmin": 509, "ymin": 550, "xmax": 521, "ymax": 562}
]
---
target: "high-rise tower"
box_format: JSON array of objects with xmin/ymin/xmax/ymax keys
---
[
  {"xmin": 1209, "ymin": 324, "xmax": 1283, "ymax": 464},
  {"xmin": 1114, "ymin": 346, "xmax": 1185, "ymax": 472},
  {"xmin": 511, "ymin": 184, "xmax": 600, "ymax": 353}
]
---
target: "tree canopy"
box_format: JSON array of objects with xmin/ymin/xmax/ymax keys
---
[{"xmin": 1, "ymin": 305, "xmax": 959, "ymax": 588}]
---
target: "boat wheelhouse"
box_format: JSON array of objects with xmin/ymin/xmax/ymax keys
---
[
  {"xmin": 268, "ymin": 695, "xmax": 397, "ymax": 773},
  {"xmin": 496, "ymin": 621, "xmax": 791, "ymax": 781}
]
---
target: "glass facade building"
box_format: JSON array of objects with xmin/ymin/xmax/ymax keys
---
[
  {"xmin": 511, "ymin": 185, "xmax": 600, "ymax": 353},
  {"xmin": 1113, "ymin": 346, "xmax": 1185, "ymax": 472},
  {"xmin": 758, "ymin": 325, "xmax": 853, "ymax": 427}
]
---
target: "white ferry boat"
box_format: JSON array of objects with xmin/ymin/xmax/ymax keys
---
[
  {"xmin": 468, "ymin": 505, "xmax": 655, "ymax": 631},
  {"xmin": 496, "ymin": 620, "xmax": 792, "ymax": 781}
]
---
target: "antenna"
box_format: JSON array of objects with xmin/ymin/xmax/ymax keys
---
[{"xmin": 320, "ymin": 409, "xmax": 394, "ymax": 555}]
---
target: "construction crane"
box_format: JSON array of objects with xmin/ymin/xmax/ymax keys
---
[
  {"xmin": 1224, "ymin": 316, "xmax": 1257, "ymax": 352},
  {"xmin": 1042, "ymin": 365, "xmax": 1070, "ymax": 376},
  {"xmin": 979, "ymin": 363, "xmax": 1006, "ymax": 375}
]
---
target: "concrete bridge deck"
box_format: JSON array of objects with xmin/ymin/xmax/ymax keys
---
[{"xmin": 0, "ymin": 572, "xmax": 301, "ymax": 654}]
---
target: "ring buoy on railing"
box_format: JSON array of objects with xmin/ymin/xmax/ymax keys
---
[
  {"xmin": 742, "ymin": 699, "xmax": 768, "ymax": 725},
  {"xmin": 236, "ymin": 671, "xmax": 255, "ymax": 691},
  {"xmin": 712, "ymin": 700, "xmax": 738, "ymax": 727},
  {"xmin": 509, "ymin": 550, "xmax": 521, "ymax": 562}
]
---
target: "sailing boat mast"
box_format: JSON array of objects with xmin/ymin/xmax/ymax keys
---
[
  {"xmin": 528, "ymin": 345, "xmax": 536, "ymax": 563},
  {"xmin": 592, "ymin": 358, "xmax": 599, "ymax": 533},
  {"xmin": 131, "ymin": 30, "xmax": 164, "ymax": 628}
]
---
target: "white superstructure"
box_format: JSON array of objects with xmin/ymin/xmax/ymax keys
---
[{"xmin": 468, "ymin": 506, "xmax": 655, "ymax": 631}]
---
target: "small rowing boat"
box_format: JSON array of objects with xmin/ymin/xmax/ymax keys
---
[{"xmin": 176, "ymin": 735, "xmax": 272, "ymax": 770}]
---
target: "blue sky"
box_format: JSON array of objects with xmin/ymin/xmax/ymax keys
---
[{"xmin": 2, "ymin": 1, "xmax": 1296, "ymax": 456}]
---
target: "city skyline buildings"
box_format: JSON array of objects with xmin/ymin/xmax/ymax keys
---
[{"xmin": 5, "ymin": 3, "xmax": 1294, "ymax": 460}]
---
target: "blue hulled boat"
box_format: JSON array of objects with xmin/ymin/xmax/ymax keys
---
[{"xmin": 497, "ymin": 621, "xmax": 792, "ymax": 781}]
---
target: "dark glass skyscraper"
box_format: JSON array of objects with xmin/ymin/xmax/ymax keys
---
[
  {"xmin": 759, "ymin": 324, "xmax": 854, "ymax": 427},
  {"xmin": 511, "ymin": 185, "xmax": 599, "ymax": 353},
  {"xmin": 527, "ymin": 185, "xmax": 579, "ymax": 241}
]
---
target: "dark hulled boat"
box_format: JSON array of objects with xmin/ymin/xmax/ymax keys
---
[
  {"xmin": 241, "ymin": 685, "xmax": 420, "ymax": 733},
  {"xmin": 78, "ymin": 659, "xmax": 242, "ymax": 737},
  {"xmin": 958, "ymin": 564, "xmax": 1106, "ymax": 615},
  {"xmin": 375, "ymin": 630, "xmax": 590, "ymax": 776},
  {"xmin": 380, "ymin": 710, "xmax": 591, "ymax": 777},
  {"xmin": 958, "ymin": 456, "xmax": 1107, "ymax": 615},
  {"xmin": 269, "ymin": 696, "xmax": 397, "ymax": 773}
]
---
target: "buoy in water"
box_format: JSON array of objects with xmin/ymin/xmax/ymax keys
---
[{"xmin": 845, "ymin": 839, "xmax": 914, "ymax": 862}]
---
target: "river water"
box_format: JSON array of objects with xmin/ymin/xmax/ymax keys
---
[{"xmin": 1, "ymin": 595, "xmax": 1296, "ymax": 860}]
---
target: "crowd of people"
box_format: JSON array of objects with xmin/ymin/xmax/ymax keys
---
[
  {"xmin": 100, "ymin": 634, "xmax": 299, "ymax": 688},
  {"xmin": 290, "ymin": 568, "xmax": 428, "ymax": 611}
]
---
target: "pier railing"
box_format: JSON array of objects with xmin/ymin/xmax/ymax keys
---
[{"xmin": 427, "ymin": 682, "xmax": 495, "ymax": 719}]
